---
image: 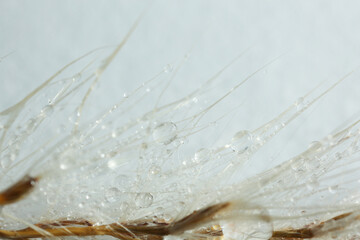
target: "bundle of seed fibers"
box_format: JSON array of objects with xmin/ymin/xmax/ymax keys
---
[{"xmin": 1, "ymin": 25, "xmax": 360, "ymax": 240}]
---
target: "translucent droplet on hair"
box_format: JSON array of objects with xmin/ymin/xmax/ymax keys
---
[
  {"xmin": 72, "ymin": 73, "xmax": 81, "ymax": 82},
  {"xmin": 152, "ymin": 122, "xmax": 177, "ymax": 145},
  {"xmin": 231, "ymin": 130, "xmax": 253, "ymax": 153},
  {"xmin": 163, "ymin": 64, "xmax": 173, "ymax": 73},
  {"xmin": 294, "ymin": 97, "xmax": 306, "ymax": 111},
  {"xmin": 135, "ymin": 193, "xmax": 153, "ymax": 208},
  {"xmin": 193, "ymin": 148, "xmax": 212, "ymax": 163},
  {"xmin": 105, "ymin": 187, "xmax": 120, "ymax": 203},
  {"xmin": 40, "ymin": 104, "xmax": 54, "ymax": 117},
  {"xmin": 1, "ymin": 157, "xmax": 12, "ymax": 168},
  {"xmin": 149, "ymin": 165, "xmax": 161, "ymax": 175}
]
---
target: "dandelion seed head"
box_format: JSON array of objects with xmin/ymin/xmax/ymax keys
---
[{"xmin": 2, "ymin": 2, "xmax": 360, "ymax": 239}]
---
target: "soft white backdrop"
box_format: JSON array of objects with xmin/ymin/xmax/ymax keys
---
[{"xmin": 1, "ymin": 0, "xmax": 360, "ymax": 171}]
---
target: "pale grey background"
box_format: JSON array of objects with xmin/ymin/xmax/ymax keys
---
[{"xmin": 1, "ymin": 1, "xmax": 360, "ymax": 169}]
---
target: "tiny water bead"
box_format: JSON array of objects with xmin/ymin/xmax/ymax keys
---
[
  {"xmin": 46, "ymin": 194, "xmax": 57, "ymax": 205},
  {"xmin": 40, "ymin": 104, "xmax": 54, "ymax": 117},
  {"xmin": 149, "ymin": 165, "xmax": 161, "ymax": 175},
  {"xmin": 72, "ymin": 73, "xmax": 82, "ymax": 82},
  {"xmin": 163, "ymin": 64, "xmax": 173, "ymax": 73},
  {"xmin": 193, "ymin": 148, "xmax": 212, "ymax": 163},
  {"xmin": 306, "ymin": 175, "xmax": 320, "ymax": 191},
  {"xmin": 294, "ymin": 97, "xmax": 306, "ymax": 111},
  {"xmin": 304, "ymin": 156, "xmax": 321, "ymax": 171},
  {"xmin": 0, "ymin": 156, "xmax": 12, "ymax": 168},
  {"xmin": 152, "ymin": 122, "xmax": 177, "ymax": 145},
  {"xmin": 119, "ymin": 202, "xmax": 130, "ymax": 215},
  {"xmin": 328, "ymin": 185, "xmax": 338, "ymax": 194},
  {"xmin": 105, "ymin": 187, "xmax": 120, "ymax": 203},
  {"xmin": 107, "ymin": 159, "xmax": 118, "ymax": 169},
  {"xmin": 25, "ymin": 118, "xmax": 37, "ymax": 133},
  {"xmin": 135, "ymin": 193, "xmax": 153, "ymax": 208}
]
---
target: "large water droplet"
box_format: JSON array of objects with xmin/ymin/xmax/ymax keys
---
[
  {"xmin": 231, "ymin": 130, "xmax": 253, "ymax": 153},
  {"xmin": 221, "ymin": 213, "xmax": 272, "ymax": 240},
  {"xmin": 135, "ymin": 193, "xmax": 153, "ymax": 208},
  {"xmin": 153, "ymin": 122, "xmax": 177, "ymax": 145}
]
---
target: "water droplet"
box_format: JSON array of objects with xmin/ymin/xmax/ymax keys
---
[
  {"xmin": 193, "ymin": 148, "xmax": 212, "ymax": 163},
  {"xmin": 135, "ymin": 193, "xmax": 153, "ymax": 208},
  {"xmin": 152, "ymin": 122, "xmax": 177, "ymax": 145},
  {"xmin": 115, "ymin": 174, "xmax": 129, "ymax": 187},
  {"xmin": 306, "ymin": 176, "xmax": 319, "ymax": 191},
  {"xmin": 1, "ymin": 157, "xmax": 12, "ymax": 168},
  {"xmin": 231, "ymin": 130, "xmax": 253, "ymax": 153},
  {"xmin": 72, "ymin": 73, "xmax": 82, "ymax": 82},
  {"xmin": 291, "ymin": 158, "xmax": 306, "ymax": 172},
  {"xmin": 294, "ymin": 97, "xmax": 306, "ymax": 111},
  {"xmin": 107, "ymin": 160, "xmax": 118, "ymax": 169},
  {"xmin": 105, "ymin": 187, "xmax": 120, "ymax": 203},
  {"xmin": 149, "ymin": 165, "xmax": 161, "ymax": 175},
  {"xmin": 41, "ymin": 104, "xmax": 54, "ymax": 117},
  {"xmin": 78, "ymin": 203, "xmax": 84, "ymax": 208},
  {"xmin": 59, "ymin": 163, "xmax": 68, "ymax": 170},
  {"xmin": 80, "ymin": 135, "xmax": 94, "ymax": 147},
  {"xmin": 305, "ymin": 156, "xmax": 321, "ymax": 171},
  {"xmin": 221, "ymin": 212, "xmax": 272, "ymax": 239},
  {"xmin": 111, "ymin": 131, "xmax": 117, "ymax": 138},
  {"xmin": 163, "ymin": 64, "xmax": 173, "ymax": 73},
  {"xmin": 47, "ymin": 195, "xmax": 56, "ymax": 205},
  {"xmin": 274, "ymin": 122, "xmax": 285, "ymax": 132},
  {"xmin": 25, "ymin": 118, "xmax": 37, "ymax": 133},
  {"xmin": 119, "ymin": 202, "xmax": 130, "ymax": 214},
  {"xmin": 174, "ymin": 201, "xmax": 186, "ymax": 212},
  {"xmin": 123, "ymin": 92, "xmax": 129, "ymax": 98},
  {"xmin": 308, "ymin": 141, "xmax": 322, "ymax": 151},
  {"xmin": 328, "ymin": 185, "xmax": 338, "ymax": 194}
]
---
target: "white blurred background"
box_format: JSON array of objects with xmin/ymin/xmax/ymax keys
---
[{"xmin": 1, "ymin": 0, "xmax": 360, "ymax": 171}]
